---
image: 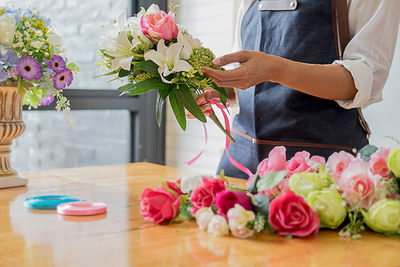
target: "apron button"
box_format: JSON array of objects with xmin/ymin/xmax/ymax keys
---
[
  {"xmin": 290, "ymin": 2, "xmax": 296, "ymax": 8},
  {"xmin": 259, "ymin": 3, "xmax": 263, "ymax": 9},
  {"xmin": 252, "ymin": 138, "xmax": 256, "ymax": 144},
  {"xmin": 352, "ymin": 148, "xmax": 357, "ymax": 154}
]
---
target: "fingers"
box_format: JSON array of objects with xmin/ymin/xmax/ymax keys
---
[
  {"xmin": 212, "ymin": 50, "xmax": 249, "ymax": 67},
  {"xmin": 202, "ymin": 67, "xmax": 244, "ymax": 82}
]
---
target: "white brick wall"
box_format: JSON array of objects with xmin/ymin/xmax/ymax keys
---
[{"xmin": 165, "ymin": 0, "xmax": 241, "ymax": 175}]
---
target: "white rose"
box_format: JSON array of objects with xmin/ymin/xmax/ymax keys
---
[
  {"xmin": 227, "ymin": 204, "xmax": 255, "ymax": 239},
  {"xmin": 195, "ymin": 207, "xmax": 214, "ymax": 231},
  {"xmin": 0, "ymin": 14, "xmax": 16, "ymax": 45},
  {"xmin": 180, "ymin": 175, "xmax": 204, "ymax": 194},
  {"xmin": 207, "ymin": 215, "xmax": 229, "ymax": 237}
]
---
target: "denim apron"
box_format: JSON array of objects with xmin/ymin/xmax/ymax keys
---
[{"xmin": 217, "ymin": 0, "xmax": 369, "ymax": 179}]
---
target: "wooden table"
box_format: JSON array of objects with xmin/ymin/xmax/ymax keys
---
[{"xmin": 1, "ymin": 163, "xmax": 400, "ymax": 267}]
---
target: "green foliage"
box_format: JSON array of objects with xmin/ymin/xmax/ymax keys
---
[
  {"xmin": 256, "ymin": 171, "xmax": 288, "ymax": 192},
  {"xmin": 118, "ymin": 78, "xmax": 171, "ymax": 96},
  {"xmin": 358, "ymin": 145, "xmax": 379, "ymax": 162},
  {"xmin": 247, "ymin": 174, "xmax": 260, "ymax": 194},
  {"xmin": 174, "ymin": 85, "xmax": 206, "ymax": 123},
  {"xmin": 133, "ymin": 61, "xmax": 160, "ymax": 76},
  {"xmin": 169, "ymin": 90, "xmax": 186, "ymax": 130},
  {"xmin": 179, "ymin": 194, "xmax": 194, "ymax": 220},
  {"xmin": 251, "ymin": 194, "xmax": 270, "ymax": 217}
]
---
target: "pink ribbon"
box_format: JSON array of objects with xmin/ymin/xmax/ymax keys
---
[{"xmin": 186, "ymin": 98, "xmax": 253, "ymax": 178}]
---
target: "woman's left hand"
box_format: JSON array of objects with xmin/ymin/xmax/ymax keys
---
[{"xmin": 202, "ymin": 50, "xmax": 277, "ymax": 90}]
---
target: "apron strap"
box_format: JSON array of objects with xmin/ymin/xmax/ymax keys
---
[{"xmin": 333, "ymin": 0, "xmax": 371, "ymax": 139}]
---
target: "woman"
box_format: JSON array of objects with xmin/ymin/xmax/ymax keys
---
[{"xmin": 193, "ymin": 0, "xmax": 400, "ymax": 179}]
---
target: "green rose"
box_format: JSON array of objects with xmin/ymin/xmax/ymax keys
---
[
  {"xmin": 288, "ymin": 171, "xmax": 331, "ymax": 198},
  {"xmin": 306, "ymin": 189, "xmax": 347, "ymax": 229},
  {"xmin": 364, "ymin": 199, "xmax": 400, "ymax": 234},
  {"xmin": 387, "ymin": 147, "xmax": 400, "ymax": 178}
]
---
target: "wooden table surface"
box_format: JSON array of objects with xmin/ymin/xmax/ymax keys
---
[{"xmin": 1, "ymin": 163, "xmax": 400, "ymax": 267}]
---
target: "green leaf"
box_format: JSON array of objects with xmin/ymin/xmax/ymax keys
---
[
  {"xmin": 256, "ymin": 171, "xmax": 288, "ymax": 192},
  {"xmin": 358, "ymin": 145, "xmax": 379, "ymax": 162},
  {"xmin": 158, "ymin": 86, "xmax": 174, "ymax": 100},
  {"xmin": 212, "ymin": 82, "xmax": 228, "ymax": 107},
  {"xmin": 156, "ymin": 92, "xmax": 165, "ymax": 127},
  {"xmin": 174, "ymin": 85, "xmax": 206, "ymax": 123},
  {"xmin": 118, "ymin": 68, "xmax": 131, "ymax": 78},
  {"xmin": 133, "ymin": 61, "xmax": 160, "ymax": 76},
  {"xmin": 118, "ymin": 78, "xmax": 171, "ymax": 96},
  {"xmin": 49, "ymin": 45, "xmax": 55, "ymax": 58},
  {"xmin": 93, "ymin": 70, "xmax": 119, "ymax": 78},
  {"xmin": 169, "ymin": 91, "xmax": 186, "ymax": 130},
  {"xmin": 247, "ymin": 174, "xmax": 260, "ymax": 194},
  {"xmin": 117, "ymin": 83, "xmax": 135, "ymax": 94},
  {"xmin": 66, "ymin": 62, "xmax": 80, "ymax": 74},
  {"xmin": 251, "ymin": 194, "xmax": 270, "ymax": 217}
]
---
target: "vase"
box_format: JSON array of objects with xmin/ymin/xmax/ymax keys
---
[{"xmin": 0, "ymin": 86, "xmax": 28, "ymax": 188}]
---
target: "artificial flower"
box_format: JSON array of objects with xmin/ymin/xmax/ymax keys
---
[
  {"xmin": 227, "ymin": 204, "xmax": 255, "ymax": 239},
  {"xmin": 364, "ymin": 199, "xmax": 400, "ymax": 234},
  {"xmin": 163, "ymin": 180, "xmax": 183, "ymax": 196},
  {"xmin": 190, "ymin": 177, "xmax": 226, "ymax": 214},
  {"xmin": 387, "ymin": 147, "xmax": 400, "ymax": 178},
  {"xmin": 140, "ymin": 4, "xmax": 178, "ymax": 41},
  {"xmin": 288, "ymin": 170, "xmax": 331, "ymax": 198},
  {"xmin": 207, "ymin": 215, "xmax": 229, "ymax": 237},
  {"xmin": 269, "ymin": 191, "xmax": 320, "ymax": 237},
  {"xmin": 369, "ymin": 147, "xmax": 391, "ymax": 178},
  {"xmin": 215, "ymin": 190, "xmax": 252, "ymax": 219},
  {"xmin": 326, "ymin": 151, "xmax": 355, "ymax": 182},
  {"xmin": 286, "ymin": 151, "xmax": 325, "ymax": 177},
  {"xmin": 140, "ymin": 187, "xmax": 180, "ymax": 224},
  {"xmin": 40, "ymin": 94, "xmax": 55, "ymax": 106},
  {"xmin": 180, "ymin": 175, "xmax": 204, "ymax": 194},
  {"xmin": 16, "ymin": 55, "xmax": 43, "ymax": 81},
  {"xmin": 53, "ymin": 68, "xmax": 73, "ymax": 90},
  {"xmin": 306, "ymin": 189, "xmax": 347, "ymax": 229},
  {"xmin": 144, "ymin": 39, "xmax": 192, "ymax": 83},
  {"xmin": 48, "ymin": 55, "xmax": 66, "ymax": 73},
  {"xmin": 103, "ymin": 30, "xmax": 135, "ymax": 71},
  {"xmin": 177, "ymin": 31, "xmax": 201, "ymax": 60},
  {"xmin": 195, "ymin": 207, "xmax": 214, "ymax": 231}
]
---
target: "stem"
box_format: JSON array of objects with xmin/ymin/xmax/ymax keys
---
[{"xmin": 208, "ymin": 112, "xmax": 236, "ymax": 143}]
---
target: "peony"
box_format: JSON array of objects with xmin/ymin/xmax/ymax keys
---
[
  {"xmin": 227, "ymin": 204, "xmax": 255, "ymax": 239},
  {"xmin": 140, "ymin": 187, "xmax": 180, "ymax": 224},
  {"xmin": 215, "ymin": 190, "xmax": 252, "ymax": 219},
  {"xmin": 190, "ymin": 177, "xmax": 226, "ymax": 214},
  {"xmin": 288, "ymin": 171, "xmax": 331, "ymax": 198},
  {"xmin": 326, "ymin": 151, "xmax": 355, "ymax": 182},
  {"xmin": 369, "ymin": 147, "xmax": 391, "ymax": 178},
  {"xmin": 180, "ymin": 175, "xmax": 203, "ymax": 194},
  {"xmin": 306, "ymin": 189, "xmax": 347, "ymax": 229},
  {"xmin": 207, "ymin": 215, "xmax": 229, "ymax": 237},
  {"xmin": 268, "ymin": 191, "xmax": 320, "ymax": 237},
  {"xmin": 195, "ymin": 207, "xmax": 214, "ymax": 231},
  {"xmin": 0, "ymin": 13, "xmax": 16, "ymax": 45},
  {"xmin": 286, "ymin": 151, "xmax": 325, "ymax": 177},
  {"xmin": 140, "ymin": 4, "xmax": 178, "ymax": 41},
  {"xmin": 364, "ymin": 199, "xmax": 400, "ymax": 234},
  {"xmin": 387, "ymin": 147, "xmax": 400, "ymax": 178},
  {"xmin": 339, "ymin": 158, "xmax": 381, "ymax": 209}
]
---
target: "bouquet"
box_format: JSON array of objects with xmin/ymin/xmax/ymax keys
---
[
  {"xmin": 0, "ymin": 7, "xmax": 79, "ymax": 113},
  {"xmin": 140, "ymin": 145, "xmax": 400, "ymax": 239},
  {"xmin": 97, "ymin": 4, "xmax": 234, "ymax": 142}
]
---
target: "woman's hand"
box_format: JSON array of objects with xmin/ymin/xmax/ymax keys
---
[{"xmin": 201, "ymin": 50, "xmax": 275, "ymax": 90}]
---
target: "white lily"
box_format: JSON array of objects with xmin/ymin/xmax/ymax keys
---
[
  {"xmin": 103, "ymin": 30, "xmax": 135, "ymax": 71},
  {"xmin": 144, "ymin": 40, "xmax": 192, "ymax": 83},
  {"xmin": 177, "ymin": 31, "xmax": 202, "ymax": 60}
]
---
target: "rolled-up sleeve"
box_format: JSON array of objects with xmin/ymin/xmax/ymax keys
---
[{"xmin": 334, "ymin": 0, "xmax": 400, "ymax": 109}]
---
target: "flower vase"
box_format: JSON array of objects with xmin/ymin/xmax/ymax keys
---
[{"xmin": 0, "ymin": 86, "xmax": 28, "ymax": 188}]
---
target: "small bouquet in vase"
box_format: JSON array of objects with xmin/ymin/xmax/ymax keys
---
[{"xmin": 97, "ymin": 4, "xmax": 234, "ymax": 142}]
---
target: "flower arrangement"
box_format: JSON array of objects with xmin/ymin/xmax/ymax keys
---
[
  {"xmin": 0, "ymin": 7, "xmax": 79, "ymax": 112},
  {"xmin": 97, "ymin": 4, "xmax": 234, "ymax": 142},
  {"xmin": 141, "ymin": 145, "xmax": 400, "ymax": 239}
]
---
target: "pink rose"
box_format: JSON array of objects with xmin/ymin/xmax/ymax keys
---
[
  {"xmin": 140, "ymin": 187, "xmax": 180, "ymax": 224},
  {"xmin": 164, "ymin": 180, "xmax": 183, "ymax": 196},
  {"xmin": 140, "ymin": 8, "xmax": 178, "ymax": 41},
  {"xmin": 215, "ymin": 190, "xmax": 252, "ymax": 219},
  {"xmin": 286, "ymin": 151, "xmax": 325, "ymax": 177},
  {"xmin": 190, "ymin": 177, "xmax": 226, "ymax": 214},
  {"xmin": 260, "ymin": 178, "xmax": 290, "ymax": 200},
  {"xmin": 369, "ymin": 147, "xmax": 391, "ymax": 178},
  {"xmin": 268, "ymin": 191, "xmax": 320, "ymax": 237},
  {"xmin": 339, "ymin": 159, "xmax": 381, "ymax": 209},
  {"xmin": 326, "ymin": 151, "xmax": 355, "ymax": 182},
  {"xmin": 247, "ymin": 146, "xmax": 287, "ymax": 187}
]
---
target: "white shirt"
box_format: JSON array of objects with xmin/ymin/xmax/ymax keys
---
[{"xmin": 233, "ymin": 0, "xmax": 400, "ymax": 109}]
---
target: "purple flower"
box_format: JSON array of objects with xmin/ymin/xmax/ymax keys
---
[
  {"xmin": 48, "ymin": 55, "xmax": 66, "ymax": 73},
  {"xmin": 40, "ymin": 94, "xmax": 55, "ymax": 106},
  {"xmin": 16, "ymin": 56, "xmax": 43, "ymax": 81},
  {"xmin": 0, "ymin": 71, "xmax": 9, "ymax": 82},
  {"xmin": 53, "ymin": 68, "xmax": 73, "ymax": 90}
]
